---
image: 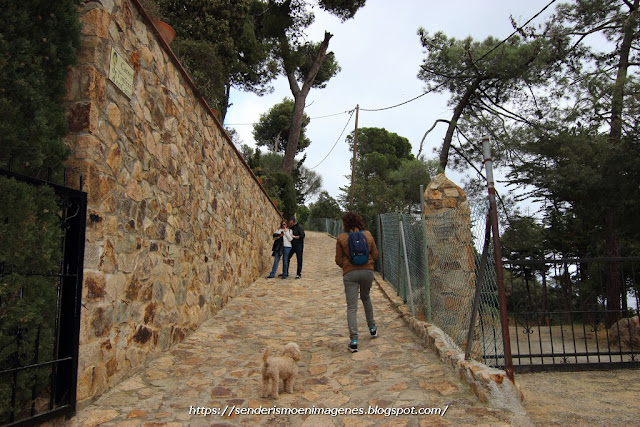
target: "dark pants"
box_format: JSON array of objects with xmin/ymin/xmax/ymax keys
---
[{"xmin": 288, "ymin": 243, "xmax": 304, "ymax": 276}]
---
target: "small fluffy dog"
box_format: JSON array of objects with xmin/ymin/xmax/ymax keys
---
[{"xmin": 261, "ymin": 342, "xmax": 301, "ymax": 399}]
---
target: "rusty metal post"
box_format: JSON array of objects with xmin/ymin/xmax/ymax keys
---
[
  {"xmin": 420, "ymin": 184, "xmax": 432, "ymax": 322},
  {"xmin": 349, "ymin": 105, "xmax": 360, "ymax": 207},
  {"xmin": 482, "ymin": 136, "xmax": 515, "ymax": 382}
]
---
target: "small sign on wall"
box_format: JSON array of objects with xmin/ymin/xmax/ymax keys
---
[{"xmin": 108, "ymin": 47, "xmax": 134, "ymax": 98}]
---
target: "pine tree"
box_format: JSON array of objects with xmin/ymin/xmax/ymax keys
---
[
  {"xmin": 0, "ymin": 0, "xmax": 81, "ymax": 181},
  {"xmin": 0, "ymin": 0, "xmax": 81, "ymax": 421}
]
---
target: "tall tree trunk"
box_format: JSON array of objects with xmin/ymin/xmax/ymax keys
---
[
  {"xmin": 283, "ymin": 32, "xmax": 333, "ymax": 174},
  {"xmin": 439, "ymin": 78, "xmax": 481, "ymax": 171},
  {"xmin": 221, "ymin": 83, "xmax": 231, "ymax": 123},
  {"xmin": 604, "ymin": 1, "xmax": 638, "ymax": 327}
]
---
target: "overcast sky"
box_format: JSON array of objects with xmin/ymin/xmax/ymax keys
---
[{"xmin": 224, "ymin": 0, "xmax": 557, "ymax": 205}]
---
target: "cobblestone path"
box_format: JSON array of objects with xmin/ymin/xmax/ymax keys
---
[{"xmin": 68, "ymin": 231, "xmax": 530, "ymax": 426}]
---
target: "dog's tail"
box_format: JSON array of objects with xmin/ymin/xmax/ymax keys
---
[{"xmin": 262, "ymin": 346, "xmax": 271, "ymax": 365}]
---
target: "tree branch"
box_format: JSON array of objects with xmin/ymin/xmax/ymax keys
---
[
  {"xmin": 417, "ymin": 119, "xmax": 449, "ymax": 158},
  {"xmin": 440, "ymin": 78, "xmax": 482, "ymax": 170}
]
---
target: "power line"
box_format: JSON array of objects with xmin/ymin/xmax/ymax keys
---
[
  {"xmin": 309, "ymin": 108, "xmax": 356, "ymax": 170},
  {"xmin": 224, "ymin": 109, "xmax": 352, "ymax": 126},
  {"xmin": 360, "ymin": 0, "xmax": 558, "ymax": 113}
]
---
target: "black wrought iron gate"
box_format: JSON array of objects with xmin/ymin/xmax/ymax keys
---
[
  {"xmin": 0, "ymin": 169, "xmax": 87, "ymax": 426},
  {"xmin": 504, "ymin": 257, "xmax": 640, "ymax": 372}
]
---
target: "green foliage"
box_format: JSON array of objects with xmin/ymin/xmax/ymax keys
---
[
  {"xmin": 292, "ymin": 44, "xmax": 341, "ymax": 89},
  {"xmin": 169, "ymin": 39, "xmax": 230, "ymax": 112},
  {"xmin": 341, "ymin": 127, "xmax": 427, "ymax": 216},
  {"xmin": 292, "ymin": 156, "xmax": 322, "ymax": 204},
  {"xmin": 508, "ymin": 129, "xmax": 640, "ymax": 256},
  {"xmin": 318, "ymin": 0, "xmax": 366, "ymax": 21},
  {"xmin": 416, "ymin": 27, "xmax": 567, "ymax": 170},
  {"xmin": 348, "ymin": 127, "xmax": 414, "ymax": 175},
  {"xmin": 157, "ymin": 0, "xmax": 278, "ymax": 118},
  {"xmin": 242, "ymin": 146, "xmax": 319, "ymax": 207},
  {"xmin": 0, "ymin": 177, "xmax": 62, "ymax": 422},
  {"xmin": 387, "ymin": 158, "xmax": 435, "ymax": 210},
  {"xmin": 296, "ymin": 204, "xmax": 310, "ymax": 225},
  {"xmin": 0, "ymin": 2, "xmax": 79, "ymax": 419},
  {"xmin": 501, "ymin": 216, "xmax": 545, "ymax": 260},
  {"xmin": 417, "ymin": 30, "xmax": 564, "ymax": 102},
  {"xmin": 309, "ymin": 191, "xmax": 342, "ymax": 220},
  {"xmin": 265, "ymin": 172, "xmax": 297, "ymax": 218},
  {"xmin": 0, "ymin": 0, "xmax": 82, "ymax": 181},
  {"xmin": 253, "ymin": 99, "xmax": 311, "ymax": 154},
  {"xmin": 155, "ymin": 0, "xmax": 365, "ymax": 120}
]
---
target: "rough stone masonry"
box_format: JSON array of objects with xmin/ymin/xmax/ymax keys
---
[{"xmin": 63, "ymin": 0, "xmax": 281, "ymax": 406}]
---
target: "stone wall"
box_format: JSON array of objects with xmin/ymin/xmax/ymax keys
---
[
  {"xmin": 423, "ymin": 174, "xmax": 478, "ymax": 353},
  {"xmin": 63, "ymin": 0, "xmax": 281, "ymax": 406}
]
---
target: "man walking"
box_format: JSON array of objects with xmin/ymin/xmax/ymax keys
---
[{"xmin": 287, "ymin": 217, "xmax": 305, "ymax": 279}]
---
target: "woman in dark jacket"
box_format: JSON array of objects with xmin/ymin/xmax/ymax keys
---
[{"xmin": 267, "ymin": 220, "xmax": 292, "ymax": 278}]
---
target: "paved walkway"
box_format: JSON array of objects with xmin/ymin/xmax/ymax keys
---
[{"xmin": 68, "ymin": 231, "xmax": 529, "ymax": 426}]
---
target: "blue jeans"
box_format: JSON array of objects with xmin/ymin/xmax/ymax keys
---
[
  {"xmin": 269, "ymin": 247, "xmax": 291, "ymax": 277},
  {"xmin": 282, "ymin": 247, "xmax": 291, "ymax": 277}
]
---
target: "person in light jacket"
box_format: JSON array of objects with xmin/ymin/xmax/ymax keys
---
[{"xmin": 267, "ymin": 220, "xmax": 293, "ymax": 279}]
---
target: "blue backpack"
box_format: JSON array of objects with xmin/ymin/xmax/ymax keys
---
[{"xmin": 347, "ymin": 231, "xmax": 370, "ymax": 265}]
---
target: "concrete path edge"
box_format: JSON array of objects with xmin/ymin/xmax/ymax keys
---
[{"xmin": 373, "ymin": 271, "xmax": 526, "ymax": 415}]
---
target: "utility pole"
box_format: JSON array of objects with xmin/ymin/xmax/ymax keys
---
[{"xmin": 349, "ymin": 105, "xmax": 360, "ymax": 208}]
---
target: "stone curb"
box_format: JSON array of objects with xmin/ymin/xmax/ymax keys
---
[{"xmin": 373, "ymin": 272, "xmax": 526, "ymax": 415}]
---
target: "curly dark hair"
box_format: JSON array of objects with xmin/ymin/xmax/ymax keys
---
[{"xmin": 341, "ymin": 211, "xmax": 365, "ymax": 231}]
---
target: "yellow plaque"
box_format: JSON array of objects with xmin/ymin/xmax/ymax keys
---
[{"xmin": 108, "ymin": 47, "xmax": 134, "ymax": 98}]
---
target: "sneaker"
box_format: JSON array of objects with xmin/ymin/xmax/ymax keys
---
[
  {"xmin": 295, "ymin": 275, "xmax": 301, "ymax": 279},
  {"xmin": 266, "ymin": 275, "xmax": 275, "ymax": 279},
  {"xmin": 348, "ymin": 340, "xmax": 358, "ymax": 353},
  {"xmin": 278, "ymin": 273, "xmax": 284, "ymax": 277},
  {"xmin": 369, "ymin": 327, "xmax": 378, "ymax": 338},
  {"xmin": 281, "ymin": 275, "xmax": 288, "ymax": 279}
]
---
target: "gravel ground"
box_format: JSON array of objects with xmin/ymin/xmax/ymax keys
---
[{"xmin": 517, "ymin": 368, "xmax": 640, "ymax": 426}]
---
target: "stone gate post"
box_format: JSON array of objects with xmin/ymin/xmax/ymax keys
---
[{"xmin": 423, "ymin": 174, "xmax": 478, "ymax": 353}]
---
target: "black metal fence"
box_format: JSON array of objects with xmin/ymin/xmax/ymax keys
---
[
  {"xmin": 505, "ymin": 257, "xmax": 640, "ymax": 372},
  {"xmin": 0, "ymin": 169, "xmax": 87, "ymax": 426}
]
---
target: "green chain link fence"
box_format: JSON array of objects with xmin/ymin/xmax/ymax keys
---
[
  {"xmin": 309, "ymin": 203, "xmax": 505, "ymax": 368},
  {"xmin": 468, "ymin": 204, "xmax": 505, "ymax": 368},
  {"xmin": 306, "ymin": 217, "xmax": 342, "ymax": 237}
]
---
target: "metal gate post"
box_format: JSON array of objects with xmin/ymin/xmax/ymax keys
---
[
  {"xmin": 420, "ymin": 185, "xmax": 432, "ymax": 322},
  {"xmin": 483, "ymin": 137, "xmax": 514, "ymax": 381}
]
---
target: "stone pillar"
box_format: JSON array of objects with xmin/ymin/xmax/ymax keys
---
[{"xmin": 423, "ymin": 174, "xmax": 478, "ymax": 353}]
